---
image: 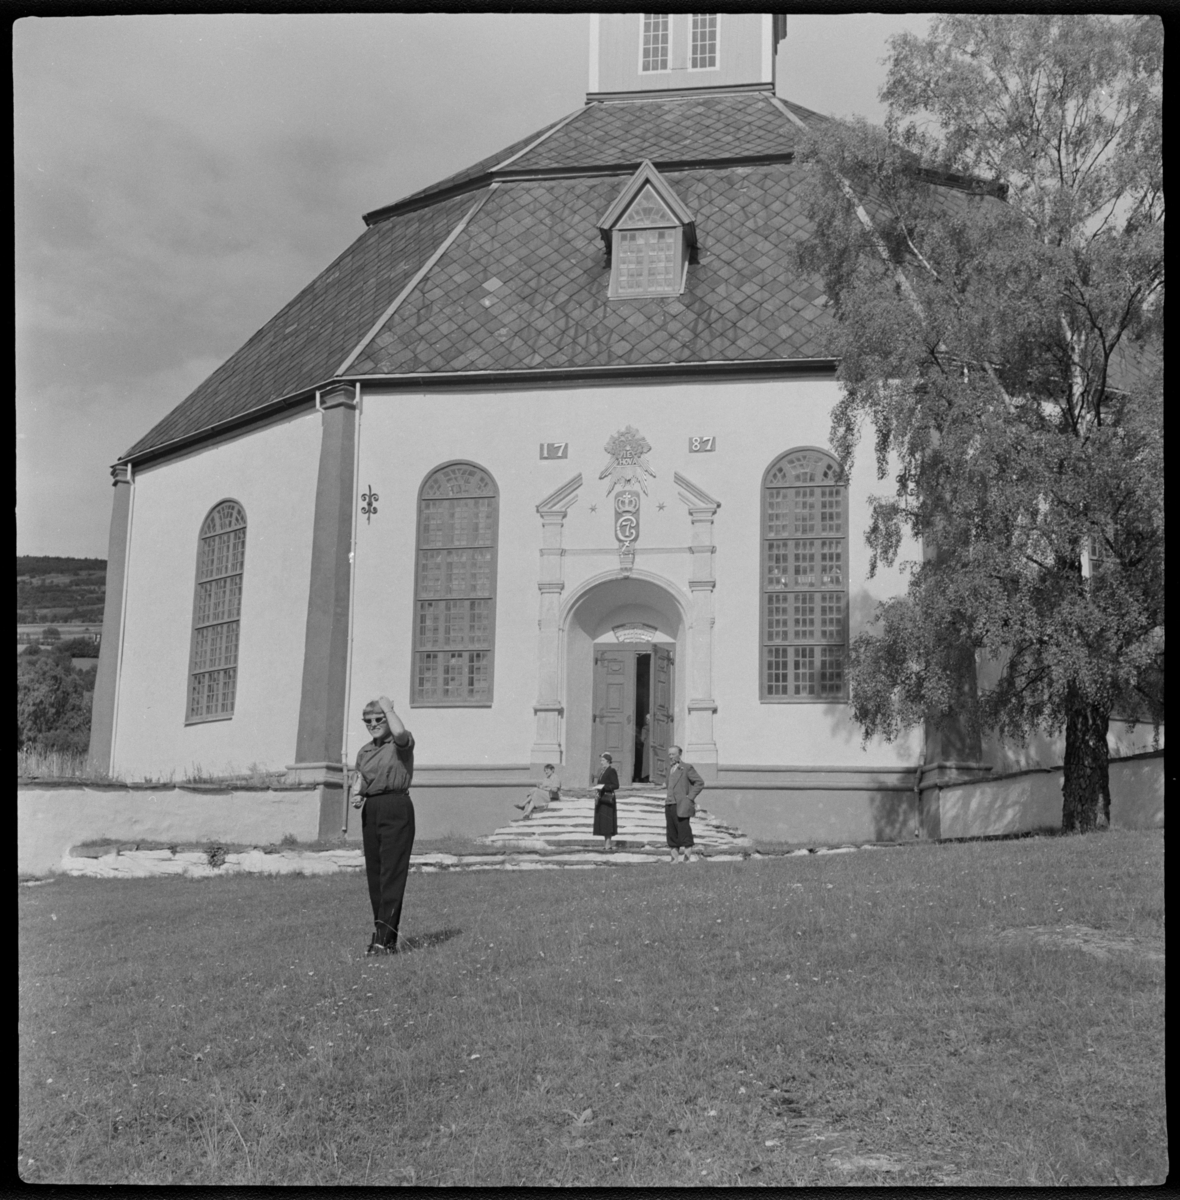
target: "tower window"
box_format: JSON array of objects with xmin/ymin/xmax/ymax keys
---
[
  {"xmin": 641, "ymin": 14, "xmax": 670, "ymax": 72},
  {"xmin": 690, "ymin": 14, "xmax": 718, "ymax": 69},
  {"xmin": 761, "ymin": 450, "xmax": 849, "ymax": 702},
  {"xmin": 186, "ymin": 500, "xmax": 246, "ymax": 722},
  {"xmin": 412, "ymin": 462, "xmax": 498, "ymax": 706}
]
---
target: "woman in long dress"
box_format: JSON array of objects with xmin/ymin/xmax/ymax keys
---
[{"xmin": 593, "ymin": 753, "xmax": 619, "ymax": 851}]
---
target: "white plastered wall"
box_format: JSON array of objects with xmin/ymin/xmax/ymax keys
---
[
  {"xmin": 348, "ymin": 377, "xmax": 919, "ymax": 772},
  {"xmin": 112, "ymin": 412, "xmax": 321, "ymax": 779},
  {"xmin": 977, "ymin": 652, "xmax": 1165, "ymax": 772}
]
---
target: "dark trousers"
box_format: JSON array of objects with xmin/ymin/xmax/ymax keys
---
[
  {"xmin": 361, "ymin": 791, "xmax": 415, "ymax": 944},
  {"xmin": 666, "ymin": 805, "xmax": 694, "ymax": 849}
]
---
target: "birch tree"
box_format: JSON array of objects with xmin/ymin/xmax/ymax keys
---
[{"xmin": 795, "ymin": 14, "xmax": 1163, "ymax": 832}]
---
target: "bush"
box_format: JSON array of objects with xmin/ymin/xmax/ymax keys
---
[
  {"xmin": 35, "ymin": 728, "xmax": 91, "ymax": 755},
  {"xmin": 41, "ymin": 626, "xmax": 62, "ymax": 644},
  {"xmin": 56, "ymin": 637, "xmax": 100, "ymax": 658},
  {"xmin": 21, "ymin": 643, "xmax": 41, "ymax": 657},
  {"xmin": 17, "ymin": 656, "xmax": 92, "ymax": 752}
]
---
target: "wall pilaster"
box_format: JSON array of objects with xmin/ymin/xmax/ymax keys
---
[
  {"xmin": 532, "ymin": 475, "xmax": 582, "ymax": 766},
  {"xmin": 87, "ymin": 463, "xmax": 134, "ymax": 774},
  {"xmin": 676, "ymin": 473, "xmax": 720, "ymax": 769},
  {"xmin": 920, "ymin": 532, "xmax": 987, "ymax": 781},
  {"xmin": 291, "ymin": 385, "xmax": 357, "ymax": 784}
]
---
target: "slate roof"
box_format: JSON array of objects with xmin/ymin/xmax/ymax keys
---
[
  {"xmin": 504, "ymin": 92, "xmax": 798, "ymax": 171},
  {"xmin": 349, "ymin": 165, "xmax": 828, "ymax": 375},
  {"xmin": 120, "ymin": 91, "xmax": 854, "ymax": 462}
]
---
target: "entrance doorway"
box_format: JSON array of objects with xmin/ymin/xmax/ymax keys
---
[{"xmin": 591, "ymin": 644, "xmax": 673, "ymax": 787}]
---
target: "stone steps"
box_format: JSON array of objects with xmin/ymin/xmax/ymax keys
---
[{"xmin": 478, "ymin": 790, "xmax": 753, "ymax": 850}]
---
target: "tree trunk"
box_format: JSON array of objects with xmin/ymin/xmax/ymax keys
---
[{"xmin": 1061, "ymin": 699, "xmax": 1110, "ymax": 833}]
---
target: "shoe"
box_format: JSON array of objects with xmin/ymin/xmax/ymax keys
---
[{"xmin": 514, "ymin": 803, "xmax": 525, "ymax": 809}]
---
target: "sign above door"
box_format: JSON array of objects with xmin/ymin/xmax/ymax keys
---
[{"xmin": 612, "ymin": 622, "xmax": 657, "ymax": 642}]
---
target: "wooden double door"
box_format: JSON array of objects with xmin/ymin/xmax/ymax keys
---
[{"xmin": 591, "ymin": 645, "xmax": 673, "ymax": 787}]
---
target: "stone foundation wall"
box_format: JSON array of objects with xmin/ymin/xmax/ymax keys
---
[
  {"xmin": 923, "ymin": 752, "xmax": 1164, "ymax": 840},
  {"xmin": 18, "ymin": 751, "xmax": 1163, "ymax": 876},
  {"xmin": 18, "ymin": 784, "xmax": 323, "ymax": 877}
]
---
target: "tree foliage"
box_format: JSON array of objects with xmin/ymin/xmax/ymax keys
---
[
  {"xmin": 56, "ymin": 637, "xmax": 101, "ymax": 659},
  {"xmin": 17, "ymin": 657, "xmax": 93, "ymax": 755},
  {"xmin": 795, "ymin": 15, "xmax": 1163, "ymax": 832}
]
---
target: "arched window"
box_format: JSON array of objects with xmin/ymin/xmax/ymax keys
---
[
  {"xmin": 761, "ymin": 449, "xmax": 848, "ymax": 701},
  {"xmin": 187, "ymin": 500, "xmax": 246, "ymax": 722},
  {"xmin": 412, "ymin": 462, "xmax": 499, "ymax": 706}
]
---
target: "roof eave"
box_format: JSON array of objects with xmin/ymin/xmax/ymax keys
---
[
  {"xmin": 118, "ymin": 357, "xmax": 839, "ymax": 467},
  {"xmin": 366, "ymin": 153, "xmax": 797, "ymax": 227}
]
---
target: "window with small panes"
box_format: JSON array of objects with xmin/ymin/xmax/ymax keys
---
[
  {"xmin": 760, "ymin": 449, "xmax": 849, "ymax": 702},
  {"xmin": 187, "ymin": 500, "xmax": 247, "ymax": 722},
  {"xmin": 412, "ymin": 462, "xmax": 499, "ymax": 706},
  {"xmin": 609, "ymin": 184, "xmax": 686, "ymax": 298},
  {"xmin": 690, "ymin": 14, "xmax": 718, "ymax": 69},
  {"xmin": 641, "ymin": 14, "xmax": 670, "ymax": 72}
]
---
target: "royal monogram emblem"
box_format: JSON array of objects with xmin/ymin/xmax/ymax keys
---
[
  {"xmin": 614, "ymin": 490, "xmax": 640, "ymax": 547},
  {"xmin": 599, "ymin": 426, "xmax": 655, "ymax": 496}
]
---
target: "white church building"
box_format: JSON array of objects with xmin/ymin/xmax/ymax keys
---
[{"xmin": 90, "ymin": 14, "xmax": 1030, "ymax": 842}]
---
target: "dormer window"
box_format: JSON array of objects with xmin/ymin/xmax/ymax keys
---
[
  {"xmin": 599, "ymin": 161, "xmax": 696, "ymax": 299},
  {"xmin": 690, "ymin": 14, "xmax": 718, "ymax": 69},
  {"xmin": 641, "ymin": 14, "xmax": 670, "ymax": 72}
]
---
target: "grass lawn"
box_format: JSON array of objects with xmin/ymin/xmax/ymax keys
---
[{"xmin": 19, "ymin": 830, "xmax": 1165, "ymax": 1186}]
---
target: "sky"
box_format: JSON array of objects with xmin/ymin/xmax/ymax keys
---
[{"xmin": 15, "ymin": 13, "xmax": 929, "ymax": 559}]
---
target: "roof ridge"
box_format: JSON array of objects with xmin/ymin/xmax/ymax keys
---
[
  {"xmin": 766, "ymin": 93, "xmax": 1006, "ymax": 198},
  {"xmin": 490, "ymin": 106, "xmax": 587, "ymax": 174},
  {"xmin": 338, "ymin": 186, "xmax": 498, "ymax": 377},
  {"xmin": 119, "ymin": 222, "xmax": 392, "ymax": 461},
  {"xmin": 363, "ymin": 112, "xmax": 576, "ymax": 225},
  {"xmin": 764, "ymin": 91, "xmax": 812, "ymax": 134}
]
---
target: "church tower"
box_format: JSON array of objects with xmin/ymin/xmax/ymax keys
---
[{"xmin": 588, "ymin": 13, "xmax": 788, "ymax": 100}]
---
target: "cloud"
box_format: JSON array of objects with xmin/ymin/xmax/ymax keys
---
[{"xmin": 17, "ymin": 357, "xmax": 226, "ymax": 558}]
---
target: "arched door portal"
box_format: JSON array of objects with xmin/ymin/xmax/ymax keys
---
[{"xmin": 556, "ymin": 572, "xmax": 687, "ymax": 788}]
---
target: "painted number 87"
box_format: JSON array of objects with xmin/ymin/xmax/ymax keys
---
[{"xmin": 689, "ymin": 436, "xmax": 715, "ymax": 452}]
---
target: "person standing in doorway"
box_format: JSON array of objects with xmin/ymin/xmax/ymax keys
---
[
  {"xmin": 351, "ymin": 696, "xmax": 415, "ymax": 955},
  {"xmin": 665, "ymin": 745, "xmax": 704, "ymax": 863},
  {"xmin": 633, "ymin": 716, "xmax": 650, "ymax": 783},
  {"xmin": 593, "ymin": 753, "xmax": 619, "ymax": 851}
]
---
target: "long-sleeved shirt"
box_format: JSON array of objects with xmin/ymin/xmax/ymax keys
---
[{"xmin": 355, "ymin": 729, "xmax": 415, "ymax": 795}]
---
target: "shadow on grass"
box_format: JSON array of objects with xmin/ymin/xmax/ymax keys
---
[{"xmin": 401, "ymin": 927, "xmax": 463, "ymax": 954}]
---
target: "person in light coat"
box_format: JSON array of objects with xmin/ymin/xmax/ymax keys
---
[{"xmin": 665, "ymin": 744, "xmax": 704, "ymax": 863}]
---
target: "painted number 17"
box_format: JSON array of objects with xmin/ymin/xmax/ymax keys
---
[
  {"xmin": 539, "ymin": 442, "xmax": 569, "ymax": 459},
  {"xmin": 689, "ymin": 436, "xmax": 716, "ymax": 452}
]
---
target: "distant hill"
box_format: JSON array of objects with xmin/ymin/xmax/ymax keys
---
[{"xmin": 17, "ymin": 556, "xmax": 107, "ymax": 624}]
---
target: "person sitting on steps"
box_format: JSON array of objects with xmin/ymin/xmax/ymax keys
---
[{"xmin": 515, "ymin": 763, "xmax": 561, "ymax": 819}]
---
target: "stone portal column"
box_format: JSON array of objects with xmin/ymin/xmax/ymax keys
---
[
  {"xmin": 88, "ymin": 462, "xmax": 134, "ymax": 774},
  {"xmin": 532, "ymin": 475, "xmax": 582, "ymax": 767},
  {"xmin": 676, "ymin": 473, "xmax": 720, "ymax": 775},
  {"xmin": 289, "ymin": 385, "xmax": 357, "ymax": 837}
]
